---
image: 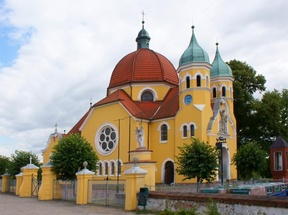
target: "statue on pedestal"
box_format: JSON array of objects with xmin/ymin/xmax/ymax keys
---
[{"xmin": 135, "ymin": 124, "xmax": 145, "ymax": 148}]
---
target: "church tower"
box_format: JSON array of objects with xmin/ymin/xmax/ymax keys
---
[
  {"xmin": 177, "ymin": 26, "xmax": 213, "ymax": 140},
  {"xmin": 210, "ymin": 43, "xmax": 236, "ymax": 137}
]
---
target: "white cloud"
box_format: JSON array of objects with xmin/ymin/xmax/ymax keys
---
[{"xmin": 0, "ymin": 0, "xmax": 287, "ymax": 158}]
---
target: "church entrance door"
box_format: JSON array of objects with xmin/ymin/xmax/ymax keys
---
[{"xmin": 164, "ymin": 161, "xmax": 174, "ymax": 185}]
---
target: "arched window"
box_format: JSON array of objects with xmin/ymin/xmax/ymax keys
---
[
  {"xmin": 98, "ymin": 163, "xmax": 102, "ymax": 175},
  {"xmin": 161, "ymin": 124, "xmax": 168, "ymax": 141},
  {"xmin": 222, "ymin": 86, "xmax": 226, "ymax": 97},
  {"xmin": 213, "ymin": 87, "xmax": 217, "ymax": 98},
  {"xmin": 206, "ymin": 76, "xmax": 209, "ymax": 87},
  {"xmin": 141, "ymin": 91, "xmax": 154, "ymax": 101},
  {"xmin": 104, "ymin": 162, "xmax": 108, "ymax": 175},
  {"xmin": 190, "ymin": 124, "xmax": 195, "ymax": 137},
  {"xmin": 196, "ymin": 75, "xmax": 201, "ymax": 87},
  {"xmin": 110, "ymin": 162, "xmax": 115, "ymax": 175},
  {"xmin": 117, "ymin": 161, "xmax": 121, "ymax": 175},
  {"xmin": 183, "ymin": 125, "xmax": 187, "ymax": 138},
  {"xmin": 186, "ymin": 76, "xmax": 190, "ymax": 89}
]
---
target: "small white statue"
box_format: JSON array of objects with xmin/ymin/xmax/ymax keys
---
[
  {"xmin": 219, "ymin": 109, "xmax": 228, "ymax": 133},
  {"xmin": 135, "ymin": 124, "xmax": 145, "ymax": 148}
]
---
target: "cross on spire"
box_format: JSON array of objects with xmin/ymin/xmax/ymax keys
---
[
  {"xmin": 141, "ymin": 10, "xmax": 145, "ymax": 27},
  {"xmin": 141, "ymin": 10, "xmax": 145, "ymax": 22},
  {"xmin": 55, "ymin": 123, "xmax": 58, "ymax": 133}
]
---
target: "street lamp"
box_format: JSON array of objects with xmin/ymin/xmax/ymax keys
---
[{"xmin": 216, "ymin": 136, "xmax": 226, "ymax": 186}]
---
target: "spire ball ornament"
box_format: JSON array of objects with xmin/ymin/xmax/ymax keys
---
[{"xmin": 83, "ymin": 161, "xmax": 88, "ymax": 169}]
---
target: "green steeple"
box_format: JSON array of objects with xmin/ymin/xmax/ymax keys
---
[
  {"xmin": 136, "ymin": 21, "xmax": 151, "ymax": 49},
  {"xmin": 179, "ymin": 26, "xmax": 210, "ymax": 66},
  {"xmin": 210, "ymin": 43, "xmax": 232, "ymax": 78}
]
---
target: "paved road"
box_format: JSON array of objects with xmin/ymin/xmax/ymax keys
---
[{"xmin": 0, "ymin": 193, "xmax": 143, "ymax": 215}]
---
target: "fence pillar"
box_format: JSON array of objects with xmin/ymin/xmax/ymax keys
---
[
  {"xmin": 1, "ymin": 173, "xmax": 10, "ymax": 193},
  {"xmin": 15, "ymin": 170, "xmax": 23, "ymax": 195},
  {"xmin": 19, "ymin": 163, "xmax": 39, "ymax": 197},
  {"xmin": 124, "ymin": 157, "xmax": 147, "ymax": 211},
  {"xmin": 38, "ymin": 162, "xmax": 57, "ymax": 200},
  {"xmin": 76, "ymin": 161, "xmax": 95, "ymax": 205}
]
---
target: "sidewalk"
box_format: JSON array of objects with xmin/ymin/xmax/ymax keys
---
[{"xmin": 0, "ymin": 193, "xmax": 142, "ymax": 215}]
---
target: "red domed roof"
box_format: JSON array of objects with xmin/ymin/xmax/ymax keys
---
[{"xmin": 108, "ymin": 49, "xmax": 178, "ymax": 89}]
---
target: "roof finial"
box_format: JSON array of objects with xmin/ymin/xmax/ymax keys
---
[
  {"xmin": 90, "ymin": 98, "xmax": 92, "ymax": 108},
  {"xmin": 141, "ymin": 10, "xmax": 145, "ymax": 28},
  {"xmin": 55, "ymin": 123, "xmax": 58, "ymax": 133}
]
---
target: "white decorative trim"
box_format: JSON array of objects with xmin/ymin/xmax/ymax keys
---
[
  {"xmin": 95, "ymin": 123, "xmax": 118, "ymax": 156},
  {"xmin": 193, "ymin": 104, "xmax": 205, "ymax": 111},
  {"xmin": 157, "ymin": 122, "xmax": 170, "ymax": 143},
  {"xmin": 137, "ymin": 87, "xmax": 158, "ymax": 101},
  {"xmin": 161, "ymin": 158, "xmax": 175, "ymax": 183}
]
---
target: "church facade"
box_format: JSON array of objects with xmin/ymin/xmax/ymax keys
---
[{"xmin": 42, "ymin": 22, "xmax": 237, "ymax": 184}]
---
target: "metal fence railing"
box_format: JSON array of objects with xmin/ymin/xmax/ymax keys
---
[
  {"xmin": 88, "ymin": 177, "xmax": 125, "ymax": 207},
  {"xmin": 53, "ymin": 180, "xmax": 77, "ymax": 201}
]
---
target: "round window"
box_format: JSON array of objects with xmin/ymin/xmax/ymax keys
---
[{"xmin": 96, "ymin": 125, "xmax": 118, "ymax": 155}]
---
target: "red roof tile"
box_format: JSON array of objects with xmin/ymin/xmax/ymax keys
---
[
  {"xmin": 69, "ymin": 87, "xmax": 180, "ymax": 133},
  {"xmin": 108, "ymin": 49, "xmax": 178, "ymax": 89},
  {"xmin": 153, "ymin": 87, "xmax": 179, "ymax": 119},
  {"xmin": 68, "ymin": 109, "xmax": 91, "ymax": 134}
]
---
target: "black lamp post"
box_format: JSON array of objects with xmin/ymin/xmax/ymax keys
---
[{"xmin": 216, "ymin": 136, "xmax": 226, "ymax": 186}]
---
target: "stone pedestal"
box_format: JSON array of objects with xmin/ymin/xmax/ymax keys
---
[
  {"xmin": 126, "ymin": 148, "xmax": 156, "ymax": 190},
  {"xmin": 19, "ymin": 163, "xmax": 39, "ymax": 197},
  {"xmin": 76, "ymin": 163, "xmax": 95, "ymax": 205},
  {"xmin": 1, "ymin": 173, "xmax": 10, "ymax": 193},
  {"xmin": 124, "ymin": 164, "xmax": 147, "ymax": 211}
]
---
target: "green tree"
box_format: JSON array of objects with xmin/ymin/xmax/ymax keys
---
[
  {"xmin": 232, "ymin": 141, "xmax": 267, "ymax": 180},
  {"xmin": 9, "ymin": 151, "xmax": 41, "ymax": 177},
  {"xmin": 254, "ymin": 89, "xmax": 288, "ymax": 151},
  {"xmin": 176, "ymin": 138, "xmax": 219, "ymax": 192},
  {"xmin": 0, "ymin": 155, "xmax": 11, "ymax": 176},
  {"xmin": 228, "ymin": 60, "xmax": 266, "ymax": 146},
  {"xmin": 50, "ymin": 133, "xmax": 99, "ymax": 180}
]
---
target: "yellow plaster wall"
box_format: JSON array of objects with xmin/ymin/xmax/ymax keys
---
[
  {"xmin": 81, "ymin": 103, "xmax": 152, "ymax": 179},
  {"xmin": 148, "ymin": 119, "xmax": 176, "ymax": 183},
  {"xmin": 130, "ymin": 84, "xmax": 171, "ymax": 101},
  {"xmin": 42, "ymin": 135, "xmax": 61, "ymax": 164}
]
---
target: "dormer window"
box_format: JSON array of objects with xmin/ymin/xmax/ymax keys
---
[{"xmin": 141, "ymin": 91, "xmax": 154, "ymax": 101}]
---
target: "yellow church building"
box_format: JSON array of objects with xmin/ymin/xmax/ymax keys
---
[{"xmin": 42, "ymin": 21, "xmax": 237, "ymax": 185}]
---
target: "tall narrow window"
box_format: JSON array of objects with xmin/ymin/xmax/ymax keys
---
[
  {"xmin": 190, "ymin": 124, "xmax": 195, "ymax": 137},
  {"xmin": 183, "ymin": 125, "xmax": 187, "ymax": 138},
  {"xmin": 206, "ymin": 76, "xmax": 209, "ymax": 87},
  {"xmin": 186, "ymin": 76, "xmax": 190, "ymax": 89},
  {"xmin": 213, "ymin": 88, "xmax": 217, "ymax": 98},
  {"xmin": 161, "ymin": 124, "xmax": 168, "ymax": 141},
  {"xmin": 104, "ymin": 162, "xmax": 108, "ymax": 175},
  {"xmin": 110, "ymin": 162, "xmax": 115, "ymax": 175},
  {"xmin": 222, "ymin": 86, "xmax": 226, "ymax": 97},
  {"xmin": 117, "ymin": 161, "xmax": 121, "ymax": 175},
  {"xmin": 275, "ymin": 152, "xmax": 283, "ymax": 170},
  {"xmin": 98, "ymin": 163, "xmax": 102, "ymax": 175},
  {"xmin": 196, "ymin": 75, "xmax": 201, "ymax": 87}
]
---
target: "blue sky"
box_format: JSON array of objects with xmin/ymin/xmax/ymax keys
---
[{"xmin": 0, "ymin": 0, "xmax": 287, "ymax": 161}]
